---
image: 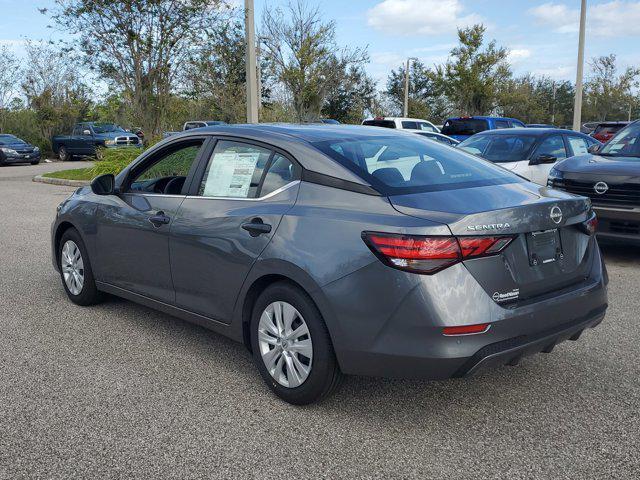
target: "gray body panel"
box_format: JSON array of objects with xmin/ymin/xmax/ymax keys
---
[{"xmin": 51, "ymin": 125, "xmax": 608, "ymax": 380}]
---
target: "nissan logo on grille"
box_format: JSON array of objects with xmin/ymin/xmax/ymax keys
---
[
  {"xmin": 594, "ymin": 181, "xmax": 609, "ymax": 195},
  {"xmin": 550, "ymin": 206, "xmax": 563, "ymax": 224}
]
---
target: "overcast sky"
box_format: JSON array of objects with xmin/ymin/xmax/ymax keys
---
[{"xmin": 2, "ymin": 0, "xmax": 639, "ymax": 89}]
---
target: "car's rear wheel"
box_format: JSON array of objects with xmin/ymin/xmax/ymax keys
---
[
  {"xmin": 250, "ymin": 282, "xmax": 342, "ymax": 405},
  {"xmin": 58, "ymin": 146, "xmax": 73, "ymax": 162},
  {"xmin": 58, "ymin": 228, "xmax": 102, "ymax": 306}
]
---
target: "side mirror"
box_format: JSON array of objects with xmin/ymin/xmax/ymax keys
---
[
  {"xmin": 82, "ymin": 129, "xmax": 92, "ymax": 136},
  {"xmin": 588, "ymin": 144, "xmax": 601, "ymax": 154},
  {"xmin": 530, "ymin": 153, "xmax": 557, "ymax": 165},
  {"xmin": 90, "ymin": 173, "xmax": 115, "ymax": 195}
]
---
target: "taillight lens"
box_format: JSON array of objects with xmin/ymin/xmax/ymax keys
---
[
  {"xmin": 579, "ymin": 212, "xmax": 598, "ymax": 236},
  {"xmin": 362, "ymin": 232, "xmax": 514, "ymax": 274}
]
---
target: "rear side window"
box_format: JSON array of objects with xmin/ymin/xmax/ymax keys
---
[
  {"xmin": 567, "ymin": 136, "xmax": 590, "ymax": 156},
  {"xmin": 441, "ymin": 119, "xmax": 488, "ymax": 136},
  {"xmin": 363, "ymin": 120, "xmax": 396, "ymax": 129},
  {"xmin": 312, "ymin": 135, "xmax": 523, "ymax": 195},
  {"xmin": 260, "ymin": 154, "xmax": 300, "ymax": 196}
]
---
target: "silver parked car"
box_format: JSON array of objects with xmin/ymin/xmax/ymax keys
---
[{"xmin": 52, "ymin": 125, "xmax": 608, "ymax": 404}]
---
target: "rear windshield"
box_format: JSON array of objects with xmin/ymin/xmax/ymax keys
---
[
  {"xmin": 311, "ymin": 135, "xmax": 523, "ymax": 195},
  {"xmin": 594, "ymin": 124, "xmax": 625, "ymax": 135},
  {"xmin": 441, "ymin": 119, "xmax": 488, "ymax": 136},
  {"xmin": 363, "ymin": 120, "xmax": 396, "ymax": 129},
  {"xmin": 458, "ymin": 134, "xmax": 537, "ymax": 162}
]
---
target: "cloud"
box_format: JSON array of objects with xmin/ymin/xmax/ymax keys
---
[
  {"xmin": 508, "ymin": 48, "xmax": 532, "ymax": 63},
  {"xmin": 528, "ymin": 1, "xmax": 640, "ymax": 37},
  {"xmin": 366, "ymin": 0, "xmax": 482, "ymax": 36}
]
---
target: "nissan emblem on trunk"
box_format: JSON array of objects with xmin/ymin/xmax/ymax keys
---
[
  {"xmin": 594, "ymin": 181, "xmax": 609, "ymax": 195},
  {"xmin": 550, "ymin": 206, "xmax": 563, "ymax": 224}
]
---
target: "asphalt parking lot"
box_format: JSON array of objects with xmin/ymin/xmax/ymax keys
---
[{"xmin": 1, "ymin": 162, "xmax": 639, "ymax": 479}]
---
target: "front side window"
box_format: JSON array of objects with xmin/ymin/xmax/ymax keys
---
[
  {"xmin": 128, "ymin": 141, "xmax": 203, "ymax": 194},
  {"xmin": 600, "ymin": 123, "xmax": 640, "ymax": 157},
  {"xmin": 458, "ymin": 134, "xmax": 537, "ymax": 162},
  {"xmin": 535, "ymin": 135, "xmax": 567, "ymax": 159},
  {"xmin": 494, "ymin": 120, "xmax": 510, "ymax": 129},
  {"xmin": 401, "ymin": 121, "xmax": 418, "ymax": 129},
  {"xmin": 312, "ymin": 135, "xmax": 523, "ymax": 195}
]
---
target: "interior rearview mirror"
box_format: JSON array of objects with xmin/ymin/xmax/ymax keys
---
[
  {"xmin": 530, "ymin": 154, "xmax": 557, "ymax": 166},
  {"xmin": 82, "ymin": 129, "xmax": 91, "ymax": 136},
  {"xmin": 90, "ymin": 173, "xmax": 115, "ymax": 195},
  {"xmin": 588, "ymin": 144, "xmax": 600, "ymax": 154}
]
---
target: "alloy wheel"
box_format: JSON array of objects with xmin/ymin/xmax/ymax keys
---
[
  {"xmin": 61, "ymin": 240, "xmax": 84, "ymax": 295},
  {"xmin": 258, "ymin": 301, "xmax": 313, "ymax": 388}
]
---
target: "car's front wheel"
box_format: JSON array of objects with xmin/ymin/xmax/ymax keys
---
[
  {"xmin": 250, "ymin": 282, "xmax": 342, "ymax": 405},
  {"xmin": 58, "ymin": 228, "xmax": 102, "ymax": 306}
]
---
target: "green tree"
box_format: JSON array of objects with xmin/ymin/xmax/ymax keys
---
[
  {"xmin": 47, "ymin": 0, "xmax": 227, "ymax": 137},
  {"xmin": 500, "ymin": 75, "xmax": 574, "ymax": 126},
  {"xmin": 385, "ymin": 60, "xmax": 450, "ymax": 122},
  {"xmin": 584, "ymin": 54, "xmax": 640, "ymax": 121},
  {"xmin": 261, "ymin": 0, "xmax": 368, "ymax": 122},
  {"xmin": 0, "ymin": 46, "xmax": 21, "ymax": 132},
  {"xmin": 20, "ymin": 41, "xmax": 92, "ymax": 151},
  {"xmin": 436, "ymin": 24, "xmax": 511, "ymax": 116},
  {"xmin": 322, "ymin": 65, "xmax": 376, "ymax": 123}
]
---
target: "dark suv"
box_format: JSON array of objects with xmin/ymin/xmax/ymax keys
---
[{"xmin": 549, "ymin": 120, "xmax": 640, "ymax": 245}]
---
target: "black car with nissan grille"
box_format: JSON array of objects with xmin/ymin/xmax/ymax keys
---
[{"xmin": 548, "ymin": 120, "xmax": 640, "ymax": 245}]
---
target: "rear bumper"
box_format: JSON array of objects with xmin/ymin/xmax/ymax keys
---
[
  {"xmin": 323, "ymin": 243, "xmax": 607, "ymax": 380},
  {"xmin": 594, "ymin": 205, "xmax": 640, "ymax": 245},
  {"xmin": 453, "ymin": 304, "xmax": 605, "ymax": 377}
]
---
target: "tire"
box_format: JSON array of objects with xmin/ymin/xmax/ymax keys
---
[
  {"xmin": 250, "ymin": 282, "xmax": 342, "ymax": 405},
  {"xmin": 58, "ymin": 146, "xmax": 73, "ymax": 162},
  {"xmin": 30, "ymin": 160, "xmax": 40, "ymax": 165},
  {"xmin": 58, "ymin": 228, "xmax": 102, "ymax": 306}
]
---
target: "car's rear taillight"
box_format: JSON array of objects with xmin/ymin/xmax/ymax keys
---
[
  {"xmin": 362, "ymin": 232, "xmax": 515, "ymax": 274},
  {"xmin": 579, "ymin": 212, "xmax": 598, "ymax": 236}
]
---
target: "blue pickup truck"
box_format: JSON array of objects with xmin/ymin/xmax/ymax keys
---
[{"xmin": 52, "ymin": 122, "xmax": 143, "ymax": 161}]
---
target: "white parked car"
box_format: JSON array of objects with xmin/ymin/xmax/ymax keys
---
[
  {"xmin": 457, "ymin": 128, "xmax": 601, "ymax": 185},
  {"xmin": 362, "ymin": 117, "xmax": 440, "ymax": 133}
]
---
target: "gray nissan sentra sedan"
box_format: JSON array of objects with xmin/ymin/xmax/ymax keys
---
[{"xmin": 51, "ymin": 124, "xmax": 608, "ymax": 404}]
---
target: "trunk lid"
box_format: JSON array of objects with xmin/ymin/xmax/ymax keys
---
[{"xmin": 389, "ymin": 182, "xmax": 595, "ymax": 304}]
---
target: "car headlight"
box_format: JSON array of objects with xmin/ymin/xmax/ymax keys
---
[
  {"xmin": 34, "ymin": 146, "xmax": 40, "ymax": 152},
  {"xmin": 0, "ymin": 147, "xmax": 17, "ymax": 155},
  {"xmin": 104, "ymin": 139, "xmax": 116, "ymax": 146},
  {"xmin": 547, "ymin": 167, "xmax": 564, "ymax": 187}
]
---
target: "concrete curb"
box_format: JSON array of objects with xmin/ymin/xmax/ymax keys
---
[{"xmin": 33, "ymin": 175, "xmax": 90, "ymax": 187}]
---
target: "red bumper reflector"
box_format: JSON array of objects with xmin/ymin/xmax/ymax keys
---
[{"xmin": 442, "ymin": 323, "xmax": 490, "ymax": 336}]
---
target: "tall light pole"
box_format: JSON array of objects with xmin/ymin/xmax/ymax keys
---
[
  {"xmin": 245, "ymin": 0, "xmax": 259, "ymax": 123},
  {"xmin": 572, "ymin": 0, "xmax": 587, "ymax": 132},
  {"xmin": 403, "ymin": 57, "xmax": 418, "ymax": 117}
]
